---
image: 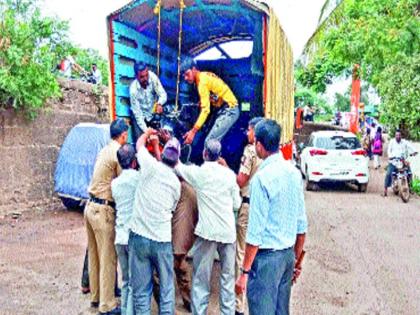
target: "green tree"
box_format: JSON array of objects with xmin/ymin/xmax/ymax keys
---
[
  {"xmin": 333, "ymin": 92, "xmax": 349, "ymax": 112},
  {"xmin": 297, "ymin": 0, "xmax": 420, "ymax": 138},
  {"xmin": 332, "ymin": 83, "xmax": 370, "ymax": 113},
  {"xmin": 0, "ymin": 0, "xmax": 69, "ymax": 118},
  {"xmin": 0, "ymin": 0, "xmax": 109, "ymax": 118},
  {"xmin": 377, "ymin": 54, "xmax": 420, "ymax": 139}
]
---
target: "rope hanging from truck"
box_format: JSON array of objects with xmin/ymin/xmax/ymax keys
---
[
  {"xmin": 153, "ymin": 0, "xmax": 162, "ymax": 77},
  {"xmin": 175, "ymin": 0, "xmax": 186, "ymax": 111}
]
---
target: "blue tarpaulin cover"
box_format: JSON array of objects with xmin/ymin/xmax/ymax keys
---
[{"xmin": 54, "ymin": 123, "xmax": 110, "ymax": 200}]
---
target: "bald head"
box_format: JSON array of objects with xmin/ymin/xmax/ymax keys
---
[{"xmin": 204, "ymin": 139, "xmax": 222, "ymax": 161}]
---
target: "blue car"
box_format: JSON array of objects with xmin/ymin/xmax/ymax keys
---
[{"xmin": 54, "ymin": 123, "xmax": 110, "ymax": 210}]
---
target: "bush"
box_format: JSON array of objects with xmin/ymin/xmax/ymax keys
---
[
  {"xmin": 0, "ymin": 0, "xmax": 109, "ymax": 119},
  {"xmin": 0, "ymin": 0, "xmax": 69, "ymax": 118},
  {"xmin": 411, "ymin": 178, "xmax": 420, "ymax": 196}
]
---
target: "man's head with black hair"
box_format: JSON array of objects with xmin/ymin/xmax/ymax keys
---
[
  {"xmin": 254, "ymin": 119, "xmax": 281, "ymax": 159},
  {"xmin": 117, "ymin": 144, "xmax": 137, "ymax": 170},
  {"xmin": 395, "ymin": 128, "xmax": 401, "ymax": 142},
  {"xmin": 134, "ymin": 61, "xmax": 149, "ymax": 88},
  {"xmin": 182, "ymin": 58, "xmax": 199, "ymax": 84},
  {"xmin": 110, "ymin": 118, "xmax": 129, "ymax": 144},
  {"xmin": 247, "ymin": 117, "xmax": 264, "ymax": 144}
]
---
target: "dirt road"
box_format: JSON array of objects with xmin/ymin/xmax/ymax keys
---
[{"xmin": 1, "ymin": 165, "xmax": 419, "ymax": 315}]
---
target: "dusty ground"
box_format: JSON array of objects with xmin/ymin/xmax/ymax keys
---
[{"xmin": 1, "ymin": 161, "xmax": 419, "ymax": 315}]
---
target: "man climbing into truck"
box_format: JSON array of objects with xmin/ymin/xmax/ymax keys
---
[
  {"xmin": 181, "ymin": 59, "xmax": 240, "ymax": 145},
  {"xmin": 129, "ymin": 62, "xmax": 168, "ymax": 142}
]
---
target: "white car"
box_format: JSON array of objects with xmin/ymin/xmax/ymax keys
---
[{"xmin": 300, "ymin": 131, "xmax": 369, "ymax": 192}]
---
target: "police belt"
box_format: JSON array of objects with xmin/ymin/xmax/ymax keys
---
[{"xmin": 89, "ymin": 195, "xmax": 116, "ymax": 209}]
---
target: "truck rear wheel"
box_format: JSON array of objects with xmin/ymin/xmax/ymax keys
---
[
  {"xmin": 60, "ymin": 197, "xmax": 85, "ymax": 211},
  {"xmin": 305, "ymin": 169, "xmax": 318, "ymax": 191}
]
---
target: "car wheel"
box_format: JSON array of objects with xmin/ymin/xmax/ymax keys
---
[
  {"xmin": 357, "ymin": 183, "xmax": 368, "ymax": 193},
  {"xmin": 305, "ymin": 168, "xmax": 318, "ymax": 191},
  {"xmin": 60, "ymin": 196, "xmax": 85, "ymax": 211}
]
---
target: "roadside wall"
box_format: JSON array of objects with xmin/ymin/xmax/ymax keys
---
[{"xmin": 0, "ymin": 79, "xmax": 109, "ymax": 216}]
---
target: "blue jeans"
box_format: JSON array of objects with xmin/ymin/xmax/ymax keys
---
[
  {"xmin": 128, "ymin": 232, "xmax": 175, "ymax": 315},
  {"xmin": 205, "ymin": 106, "xmax": 240, "ymax": 144},
  {"xmin": 247, "ymin": 248, "xmax": 295, "ymax": 315},
  {"xmin": 191, "ymin": 237, "xmax": 236, "ymax": 315},
  {"xmin": 385, "ymin": 163, "xmax": 397, "ymax": 188},
  {"xmin": 115, "ymin": 244, "xmax": 134, "ymax": 315}
]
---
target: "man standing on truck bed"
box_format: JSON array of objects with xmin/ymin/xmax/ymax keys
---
[
  {"xmin": 129, "ymin": 62, "xmax": 167, "ymax": 142},
  {"xmin": 182, "ymin": 59, "xmax": 240, "ymax": 145}
]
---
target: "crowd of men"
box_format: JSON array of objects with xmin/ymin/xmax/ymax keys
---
[{"xmin": 82, "ymin": 60, "xmax": 308, "ymax": 315}]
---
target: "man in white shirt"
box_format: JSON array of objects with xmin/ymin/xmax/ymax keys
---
[
  {"xmin": 176, "ymin": 139, "xmax": 242, "ymax": 315},
  {"xmin": 384, "ymin": 130, "xmax": 417, "ymax": 196},
  {"xmin": 89, "ymin": 63, "xmax": 102, "ymax": 85},
  {"xmin": 128, "ymin": 129, "xmax": 181, "ymax": 314},
  {"xmin": 111, "ymin": 144, "xmax": 139, "ymax": 315},
  {"xmin": 129, "ymin": 62, "xmax": 167, "ymax": 142},
  {"xmin": 60, "ymin": 55, "xmax": 84, "ymax": 78}
]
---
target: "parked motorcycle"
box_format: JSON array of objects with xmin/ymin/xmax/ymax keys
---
[
  {"xmin": 146, "ymin": 103, "xmax": 200, "ymax": 164},
  {"xmin": 390, "ymin": 156, "xmax": 413, "ymax": 203}
]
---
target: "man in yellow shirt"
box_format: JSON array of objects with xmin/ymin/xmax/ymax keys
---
[{"xmin": 182, "ymin": 60, "xmax": 240, "ymax": 145}]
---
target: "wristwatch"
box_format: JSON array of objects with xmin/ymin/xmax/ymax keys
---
[{"xmin": 240, "ymin": 267, "xmax": 250, "ymax": 275}]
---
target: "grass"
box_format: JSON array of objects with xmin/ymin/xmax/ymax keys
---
[{"xmin": 411, "ymin": 178, "xmax": 420, "ymax": 196}]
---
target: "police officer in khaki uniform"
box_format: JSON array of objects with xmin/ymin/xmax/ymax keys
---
[
  {"xmin": 85, "ymin": 119, "xmax": 128, "ymax": 315},
  {"xmin": 235, "ymin": 117, "xmax": 263, "ymax": 315}
]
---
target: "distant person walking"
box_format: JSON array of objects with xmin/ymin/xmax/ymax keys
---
[
  {"xmin": 362, "ymin": 128, "xmax": 373, "ymax": 160},
  {"xmin": 372, "ymin": 127, "xmax": 384, "ymax": 169}
]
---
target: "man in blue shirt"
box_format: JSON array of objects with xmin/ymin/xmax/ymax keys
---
[
  {"xmin": 235, "ymin": 119, "xmax": 308, "ymax": 315},
  {"xmin": 111, "ymin": 144, "xmax": 139, "ymax": 315}
]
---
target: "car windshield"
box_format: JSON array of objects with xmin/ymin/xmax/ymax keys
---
[{"xmin": 315, "ymin": 136, "xmax": 361, "ymax": 150}]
